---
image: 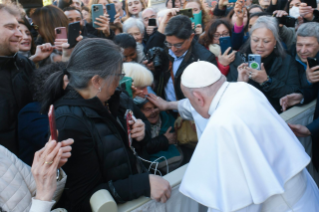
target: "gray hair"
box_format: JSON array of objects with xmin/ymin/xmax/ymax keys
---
[
  {"xmin": 296, "ymin": 22, "xmax": 319, "ymax": 43},
  {"xmin": 142, "ymin": 7, "xmax": 157, "ymax": 17},
  {"xmin": 123, "ymin": 17, "xmax": 145, "ymax": 34},
  {"xmin": 240, "ymin": 16, "xmax": 285, "ymax": 57}
]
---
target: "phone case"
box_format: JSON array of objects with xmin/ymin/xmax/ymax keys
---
[
  {"xmin": 106, "ymin": 3, "xmax": 116, "ymax": 23},
  {"xmin": 119, "ymin": 76, "xmax": 133, "ymax": 98},
  {"xmin": 68, "ymin": 21, "xmax": 81, "ymax": 48},
  {"xmin": 219, "ymin": 36, "xmax": 232, "ymax": 54},
  {"xmin": 48, "ymin": 105, "xmax": 58, "ymax": 141},
  {"xmin": 307, "ymin": 57, "xmax": 318, "ymax": 69},
  {"xmin": 228, "ymin": 0, "xmax": 237, "ymax": 3},
  {"xmin": 190, "ymin": 11, "xmax": 202, "ymax": 28},
  {"xmin": 55, "ymin": 27, "xmax": 67, "ymax": 39},
  {"xmin": 92, "ymin": 4, "xmax": 104, "ymax": 28},
  {"xmin": 303, "ymin": 0, "xmax": 317, "ymax": 8},
  {"xmin": 177, "ymin": 9, "xmax": 194, "ymax": 18},
  {"xmin": 248, "ymin": 54, "xmax": 261, "ymax": 70},
  {"xmin": 148, "ymin": 18, "xmax": 156, "ymax": 26}
]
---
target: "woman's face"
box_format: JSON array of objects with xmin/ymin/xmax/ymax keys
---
[
  {"xmin": 289, "ymin": 0, "xmax": 301, "ymax": 8},
  {"xmin": 212, "ymin": 24, "xmax": 230, "ymax": 45},
  {"xmin": 248, "ymin": 16, "xmax": 258, "ymax": 30},
  {"xmin": 185, "ymin": 2, "xmax": 201, "ymax": 14},
  {"xmin": 82, "ymin": 10, "xmax": 90, "ymax": 20},
  {"xmin": 249, "ymin": 7, "xmax": 263, "ymax": 14},
  {"xmin": 250, "ymin": 28, "xmax": 276, "ymax": 58},
  {"xmin": 97, "ymin": 72, "xmax": 122, "ymax": 103},
  {"xmin": 231, "ymin": 10, "xmax": 248, "ymax": 27},
  {"xmin": 167, "ymin": 0, "xmax": 181, "ymax": 8},
  {"xmin": 127, "ymin": 26, "xmax": 143, "ymax": 43},
  {"xmin": 127, "ymin": 0, "xmax": 143, "ymax": 15},
  {"xmin": 19, "ymin": 24, "xmax": 32, "ymax": 52},
  {"xmin": 141, "ymin": 101, "xmax": 160, "ymax": 124}
]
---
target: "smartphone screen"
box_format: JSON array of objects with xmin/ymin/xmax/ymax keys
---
[
  {"xmin": 148, "ymin": 18, "xmax": 156, "ymax": 26},
  {"xmin": 68, "ymin": 21, "xmax": 80, "ymax": 48},
  {"xmin": 55, "ymin": 27, "xmax": 67, "ymax": 39},
  {"xmin": 307, "ymin": 57, "xmax": 318, "ymax": 69},
  {"xmin": 48, "ymin": 105, "xmax": 58, "ymax": 141}
]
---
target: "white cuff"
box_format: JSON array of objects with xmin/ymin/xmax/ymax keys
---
[
  {"xmin": 30, "ymin": 198, "xmax": 56, "ymax": 212},
  {"xmin": 178, "ymin": 99, "xmax": 194, "ymax": 120}
]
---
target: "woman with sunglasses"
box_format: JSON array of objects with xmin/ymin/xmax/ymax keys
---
[{"xmin": 40, "ymin": 38, "xmax": 171, "ymax": 211}]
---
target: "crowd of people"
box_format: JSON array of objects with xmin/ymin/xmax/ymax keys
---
[{"xmin": 1, "ymin": 0, "xmax": 319, "ymax": 211}]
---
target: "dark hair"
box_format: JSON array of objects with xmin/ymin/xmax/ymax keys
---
[
  {"xmin": 82, "ymin": 6, "xmax": 90, "ymax": 12},
  {"xmin": 199, "ymin": 18, "xmax": 232, "ymax": 47},
  {"xmin": 63, "ymin": 6, "xmax": 83, "ymax": 18},
  {"xmin": 41, "ymin": 38, "xmax": 123, "ymax": 112},
  {"xmin": 165, "ymin": 15, "xmax": 193, "ymax": 39},
  {"xmin": 248, "ymin": 4, "xmax": 263, "ymax": 14},
  {"xmin": 249, "ymin": 11, "xmax": 269, "ymax": 20},
  {"xmin": 31, "ymin": 62, "xmax": 67, "ymax": 102},
  {"xmin": 114, "ymin": 33, "xmax": 137, "ymax": 49},
  {"xmin": 18, "ymin": 16, "xmax": 36, "ymax": 55}
]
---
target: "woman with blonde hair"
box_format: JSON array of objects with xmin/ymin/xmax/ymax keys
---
[
  {"xmin": 123, "ymin": 0, "xmax": 146, "ymax": 21},
  {"xmin": 183, "ymin": 0, "xmax": 210, "ymax": 34}
]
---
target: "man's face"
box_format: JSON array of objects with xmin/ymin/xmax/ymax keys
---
[
  {"xmin": 123, "ymin": 47, "xmax": 137, "ymax": 62},
  {"xmin": 70, "ymin": 0, "xmax": 82, "ymax": 10},
  {"xmin": 64, "ymin": 10, "xmax": 83, "ymax": 27},
  {"xmin": 113, "ymin": 0, "xmax": 123, "ymax": 11},
  {"xmin": 258, "ymin": 0, "xmax": 270, "ymax": 9},
  {"xmin": 0, "ymin": 10, "xmax": 22, "ymax": 57},
  {"xmin": 142, "ymin": 10, "xmax": 156, "ymax": 28},
  {"xmin": 296, "ymin": 36, "xmax": 319, "ymax": 63},
  {"xmin": 165, "ymin": 35, "xmax": 193, "ymax": 57},
  {"xmin": 181, "ymin": 84, "xmax": 208, "ymax": 118}
]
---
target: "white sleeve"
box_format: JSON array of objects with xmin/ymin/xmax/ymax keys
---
[
  {"xmin": 178, "ymin": 99, "xmax": 194, "ymax": 121},
  {"xmin": 29, "ymin": 198, "xmax": 55, "ymax": 212}
]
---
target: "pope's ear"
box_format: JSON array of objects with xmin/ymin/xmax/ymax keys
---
[{"xmin": 192, "ymin": 91, "xmax": 205, "ymax": 106}]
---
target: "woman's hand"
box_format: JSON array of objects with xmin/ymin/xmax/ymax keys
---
[
  {"xmin": 95, "ymin": 14, "xmax": 111, "ymax": 36},
  {"xmin": 299, "ymin": 3, "xmax": 314, "ymax": 21},
  {"xmin": 246, "ymin": 63, "xmax": 268, "ymax": 84},
  {"xmin": 280, "ymin": 93, "xmax": 303, "ymax": 111},
  {"xmin": 158, "ymin": 8, "xmax": 180, "ymax": 34},
  {"xmin": 130, "ymin": 119, "xmax": 145, "ymax": 141},
  {"xmin": 195, "ymin": 24, "xmax": 203, "ymax": 35},
  {"xmin": 288, "ymin": 123, "xmax": 311, "ymax": 137},
  {"xmin": 54, "ymin": 39, "xmax": 68, "ymax": 52},
  {"xmin": 234, "ymin": 0, "xmax": 246, "ymax": 27},
  {"xmin": 164, "ymin": 127, "xmax": 177, "ymax": 144},
  {"xmin": 149, "ymin": 174, "xmax": 172, "ymax": 203},
  {"xmin": 147, "ymin": 93, "xmax": 169, "ymax": 111},
  {"xmin": 30, "ymin": 43, "xmax": 55, "ymax": 63},
  {"xmin": 31, "ymin": 139, "xmax": 62, "ymax": 202},
  {"xmin": 237, "ymin": 63, "xmax": 249, "ymax": 82},
  {"xmin": 60, "ymin": 34, "xmax": 83, "ymax": 62},
  {"xmin": 218, "ymin": 47, "xmax": 236, "ymax": 66}
]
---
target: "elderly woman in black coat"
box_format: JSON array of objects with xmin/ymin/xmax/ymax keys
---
[{"xmin": 227, "ymin": 16, "xmax": 300, "ymax": 113}]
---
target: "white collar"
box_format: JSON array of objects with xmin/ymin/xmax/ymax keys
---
[{"xmin": 208, "ymin": 81, "xmax": 229, "ymax": 116}]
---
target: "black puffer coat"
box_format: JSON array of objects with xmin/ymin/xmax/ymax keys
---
[{"xmin": 54, "ymin": 87, "xmax": 151, "ymax": 212}]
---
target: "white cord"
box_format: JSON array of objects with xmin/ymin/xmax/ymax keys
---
[{"xmin": 137, "ymin": 156, "xmax": 169, "ymax": 175}]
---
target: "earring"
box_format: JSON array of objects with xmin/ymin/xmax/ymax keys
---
[{"xmin": 98, "ymin": 87, "xmax": 101, "ymax": 92}]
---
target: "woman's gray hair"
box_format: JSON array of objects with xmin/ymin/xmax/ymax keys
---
[
  {"xmin": 123, "ymin": 17, "xmax": 145, "ymax": 34},
  {"xmin": 67, "ymin": 38, "xmax": 123, "ymax": 89},
  {"xmin": 296, "ymin": 22, "xmax": 319, "ymax": 43},
  {"xmin": 240, "ymin": 16, "xmax": 285, "ymax": 57}
]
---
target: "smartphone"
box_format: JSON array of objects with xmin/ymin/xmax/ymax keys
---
[
  {"xmin": 68, "ymin": 22, "xmax": 81, "ymax": 48},
  {"xmin": 177, "ymin": 8, "xmax": 193, "ymax": 18},
  {"xmin": 219, "ymin": 36, "xmax": 232, "ymax": 54},
  {"xmin": 92, "ymin": 4, "xmax": 104, "ymax": 28},
  {"xmin": 55, "ymin": 27, "xmax": 67, "ymax": 39},
  {"xmin": 48, "ymin": 105, "xmax": 58, "ymax": 142},
  {"xmin": 172, "ymin": 0, "xmax": 175, "ymax": 8},
  {"xmin": 307, "ymin": 57, "xmax": 318, "ymax": 69},
  {"xmin": 106, "ymin": 3, "xmax": 116, "ymax": 23},
  {"xmin": 276, "ymin": 16, "xmax": 296, "ymax": 28},
  {"xmin": 125, "ymin": 110, "xmax": 137, "ymax": 147},
  {"xmin": 148, "ymin": 18, "xmax": 156, "ymax": 26},
  {"xmin": 119, "ymin": 76, "xmax": 134, "ymax": 98},
  {"xmin": 302, "ymin": 0, "xmax": 317, "ymax": 8},
  {"xmin": 228, "ymin": 0, "xmax": 237, "ymax": 3},
  {"xmin": 190, "ymin": 11, "xmax": 202, "ymax": 29},
  {"xmin": 248, "ymin": 54, "xmax": 261, "ymax": 70}
]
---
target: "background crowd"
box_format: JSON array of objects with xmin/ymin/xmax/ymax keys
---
[{"xmin": 1, "ymin": 0, "xmax": 319, "ymax": 211}]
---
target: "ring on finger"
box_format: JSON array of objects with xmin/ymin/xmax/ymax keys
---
[
  {"xmin": 45, "ymin": 161, "xmax": 53, "ymax": 165},
  {"xmin": 249, "ymin": 72, "xmax": 252, "ymax": 79}
]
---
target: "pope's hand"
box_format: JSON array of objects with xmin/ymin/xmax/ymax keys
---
[{"xmin": 147, "ymin": 93, "xmax": 169, "ymax": 111}]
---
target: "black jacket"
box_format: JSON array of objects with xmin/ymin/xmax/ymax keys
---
[
  {"xmin": 0, "ymin": 53, "xmax": 35, "ymax": 155},
  {"xmin": 54, "ymin": 87, "xmax": 150, "ymax": 212},
  {"xmin": 299, "ymin": 83, "xmax": 319, "ymax": 170},
  {"xmin": 227, "ymin": 52, "xmax": 301, "ymax": 113},
  {"xmin": 148, "ymin": 32, "xmax": 216, "ymax": 100}
]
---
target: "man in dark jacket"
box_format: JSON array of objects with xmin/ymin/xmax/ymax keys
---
[
  {"xmin": 145, "ymin": 10, "xmax": 216, "ymax": 101},
  {"xmin": 0, "ymin": 4, "xmax": 36, "ymax": 155}
]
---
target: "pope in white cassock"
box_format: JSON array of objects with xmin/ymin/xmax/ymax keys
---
[{"xmin": 176, "ymin": 61, "xmax": 319, "ymax": 212}]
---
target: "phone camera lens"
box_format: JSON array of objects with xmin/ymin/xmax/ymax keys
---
[
  {"xmin": 107, "ymin": 5, "xmax": 110, "ymax": 10},
  {"xmin": 93, "ymin": 6, "xmax": 98, "ymax": 12},
  {"xmin": 56, "ymin": 29, "xmax": 61, "ymax": 34}
]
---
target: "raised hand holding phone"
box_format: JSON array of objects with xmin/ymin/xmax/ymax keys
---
[{"xmin": 125, "ymin": 110, "xmax": 145, "ymax": 143}]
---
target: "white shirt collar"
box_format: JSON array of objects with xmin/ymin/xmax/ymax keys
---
[{"xmin": 208, "ymin": 81, "xmax": 229, "ymax": 116}]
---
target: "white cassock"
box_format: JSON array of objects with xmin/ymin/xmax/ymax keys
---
[{"xmin": 179, "ymin": 81, "xmax": 319, "ymax": 212}]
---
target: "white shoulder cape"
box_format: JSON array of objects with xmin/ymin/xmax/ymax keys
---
[{"xmin": 179, "ymin": 82, "xmax": 311, "ymax": 212}]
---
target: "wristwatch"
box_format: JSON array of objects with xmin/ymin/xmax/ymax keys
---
[
  {"xmin": 56, "ymin": 168, "xmax": 63, "ymax": 182},
  {"xmin": 260, "ymin": 75, "xmax": 272, "ymax": 87}
]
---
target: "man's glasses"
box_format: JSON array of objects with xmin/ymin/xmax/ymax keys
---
[
  {"xmin": 213, "ymin": 33, "xmax": 230, "ymax": 38},
  {"xmin": 164, "ymin": 39, "xmax": 188, "ymax": 49},
  {"xmin": 31, "ymin": 22, "xmax": 39, "ymax": 30}
]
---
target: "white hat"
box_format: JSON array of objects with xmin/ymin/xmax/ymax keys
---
[{"xmin": 181, "ymin": 61, "xmax": 222, "ymax": 88}]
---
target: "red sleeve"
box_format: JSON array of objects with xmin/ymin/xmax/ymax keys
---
[{"xmin": 216, "ymin": 57, "xmax": 230, "ymax": 76}]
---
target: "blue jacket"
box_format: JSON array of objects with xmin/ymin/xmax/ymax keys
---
[{"xmin": 18, "ymin": 102, "xmax": 49, "ymax": 166}]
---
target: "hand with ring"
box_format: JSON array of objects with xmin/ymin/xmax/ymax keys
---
[
  {"xmin": 31, "ymin": 136, "xmax": 74, "ymax": 202},
  {"xmin": 246, "ymin": 63, "xmax": 268, "ymax": 84},
  {"xmin": 237, "ymin": 63, "xmax": 249, "ymax": 82}
]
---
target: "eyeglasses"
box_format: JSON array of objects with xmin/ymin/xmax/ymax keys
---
[
  {"xmin": 213, "ymin": 33, "xmax": 230, "ymax": 38},
  {"xmin": 164, "ymin": 39, "xmax": 188, "ymax": 49},
  {"xmin": 31, "ymin": 22, "xmax": 39, "ymax": 30}
]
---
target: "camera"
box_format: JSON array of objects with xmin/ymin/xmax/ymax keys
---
[
  {"xmin": 93, "ymin": 5, "xmax": 99, "ymax": 12},
  {"xmin": 106, "ymin": 5, "xmax": 110, "ymax": 10},
  {"xmin": 56, "ymin": 29, "xmax": 61, "ymax": 34},
  {"xmin": 145, "ymin": 47, "xmax": 165, "ymax": 69}
]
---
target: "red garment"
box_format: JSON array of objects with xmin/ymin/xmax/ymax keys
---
[{"xmin": 216, "ymin": 57, "xmax": 230, "ymax": 76}]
